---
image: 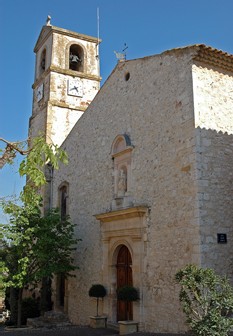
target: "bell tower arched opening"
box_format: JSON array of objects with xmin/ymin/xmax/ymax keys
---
[
  {"xmin": 40, "ymin": 48, "xmax": 46, "ymax": 73},
  {"xmin": 69, "ymin": 44, "xmax": 83, "ymax": 72}
]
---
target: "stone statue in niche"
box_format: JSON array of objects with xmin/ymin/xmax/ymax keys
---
[{"xmin": 117, "ymin": 168, "xmax": 127, "ymax": 197}]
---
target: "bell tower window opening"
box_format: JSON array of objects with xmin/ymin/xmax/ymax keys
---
[
  {"xmin": 69, "ymin": 44, "xmax": 83, "ymax": 72},
  {"xmin": 40, "ymin": 48, "xmax": 46, "ymax": 75}
]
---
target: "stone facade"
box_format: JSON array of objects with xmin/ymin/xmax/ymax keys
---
[{"xmin": 29, "ymin": 23, "xmax": 233, "ymax": 335}]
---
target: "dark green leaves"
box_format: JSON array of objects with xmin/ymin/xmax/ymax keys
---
[
  {"xmin": 19, "ymin": 136, "xmax": 68, "ymax": 187},
  {"xmin": 117, "ymin": 285, "xmax": 139, "ymax": 302},
  {"xmin": 175, "ymin": 264, "xmax": 233, "ymax": 336},
  {"xmin": 89, "ymin": 284, "xmax": 107, "ymax": 299}
]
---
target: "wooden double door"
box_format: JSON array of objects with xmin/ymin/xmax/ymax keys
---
[{"xmin": 117, "ymin": 245, "xmax": 133, "ymax": 321}]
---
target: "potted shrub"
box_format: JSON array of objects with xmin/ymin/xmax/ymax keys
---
[
  {"xmin": 117, "ymin": 285, "xmax": 139, "ymax": 335},
  {"xmin": 88, "ymin": 284, "xmax": 107, "ymax": 328}
]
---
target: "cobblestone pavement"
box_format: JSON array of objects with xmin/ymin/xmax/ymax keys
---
[{"xmin": 0, "ymin": 325, "xmax": 189, "ymax": 336}]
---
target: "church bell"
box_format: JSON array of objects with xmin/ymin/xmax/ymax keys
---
[{"xmin": 70, "ymin": 53, "xmax": 81, "ymax": 64}]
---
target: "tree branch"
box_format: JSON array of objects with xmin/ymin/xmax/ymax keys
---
[{"xmin": 0, "ymin": 137, "xmax": 30, "ymax": 169}]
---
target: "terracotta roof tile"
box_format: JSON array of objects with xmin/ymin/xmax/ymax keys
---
[{"xmin": 164, "ymin": 44, "xmax": 233, "ymax": 72}]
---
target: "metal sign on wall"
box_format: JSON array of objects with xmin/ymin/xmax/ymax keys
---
[{"xmin": 217, "ymin": 233, "xmax": 227, "ymax": 244}]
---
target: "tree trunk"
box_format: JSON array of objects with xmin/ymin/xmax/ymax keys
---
[
  {"xmin": 127, "ymin": 301, "xmax": 129, "ymax": 321},
  {"xmin": 97, "ymin": 298, "xmax": 99, "ymax": 316},
  {"xmin": 17, "ymin": 288, "xmax": 23, "ymax": 328}
]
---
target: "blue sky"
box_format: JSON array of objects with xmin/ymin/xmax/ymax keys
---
[{"xmin": 1, "ymin": 0, "xmax": 233, "ymax": 222}]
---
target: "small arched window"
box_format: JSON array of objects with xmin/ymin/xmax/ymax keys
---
[
  {"xmin": 69, "ymin": 44, "xmax": 84, "ymax": 72},
  {"xmin": 59, "ymin": 184, "xmax": 68, "ymax": 220}
]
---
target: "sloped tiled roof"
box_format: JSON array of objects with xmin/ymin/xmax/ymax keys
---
[
  {"xmin": 194, "ymin": 44, "xmax": 233, "ymax": 72},
  {"xmin": 164, "ymin": 44, "xmax": 233, "ymax": 72}
]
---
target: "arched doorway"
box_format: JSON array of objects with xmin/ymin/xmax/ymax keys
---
[
  {"xmin": 116, "ymin": 245, "xmax": 133, "ymax": 321},
  {"xmin": 55, "ymin": 273, "xmax": 65, "ymax": 311}
]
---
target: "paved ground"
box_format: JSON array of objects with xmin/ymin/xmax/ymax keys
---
[{"xmin": 0, "ymin": 325, "xmax": 188, "ymax": 336}]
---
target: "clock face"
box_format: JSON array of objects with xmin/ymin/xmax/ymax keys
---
[
  {"xmin": 68, "ymin": 79, "xmax": 83, "ymax": 97},
  {"xmin": 36, "ymin": 83, "xmax": 44, "ymax": 102}
]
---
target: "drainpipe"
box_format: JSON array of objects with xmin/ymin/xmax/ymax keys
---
[{"xmin": 46, "ymin": 163, "xmax": 54, "ymax": 210}]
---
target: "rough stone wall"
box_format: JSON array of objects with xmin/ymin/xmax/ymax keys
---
[
  {"xmin": 29, "ymin": 105, "xmax": 46, "ymax": 139},
  {"xmin": 192, "ymin": 64, "xmax": 233, "ymax": 279},
  {"xmin": 35, "ymin": 34, "xmax": 53, "ymax": 80},
  {"xmin": 49, "ymin": 72, "xmax": 99, "ymax": 109},
  {"xmin": 52, "ymin": 49, "xmax": 203, "ymax": 333},
  {"xmin": 46, "ymin": 106, "xmax": 83, "ymax": 147}
]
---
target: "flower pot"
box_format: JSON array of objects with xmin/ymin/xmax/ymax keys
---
[
  {"xmin": 118, "ymin": 320, "xmax": 138, "ymax": 335},
  {"xmin": 89, "ymin": 316, "xmax": 107, "ymax": 328}
]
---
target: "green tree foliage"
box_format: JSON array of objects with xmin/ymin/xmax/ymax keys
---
[
  {"xmin": 19, "ymin": 136, "xmax": 68, "ymax": 187},
  {"xmin": 1, "ymin": 205, "xmax": 78, "ymax": 326},
  {"xmin": 117, "ymin": 285, "xmax": 139, "ymax": 302},
  {"xmin": 0, "ymin": 135, "xmax": 68, "ymax": 205},
  {"xmin": 175, "ymin": 264, "xmax": 233, "ymax": 336},
  {"xmin": 0, "ymin": 239, "xmax": 7, "ymax": 306},
  {"xmin": 2, "ymin": 206, "xmax": 78, "ymax": 287},
  {"xmin": 0, "ymin": 136, "xmax": 68, "ymax": 175},
  {"xmin": 0, "ymin": 134, "xmax": 73, "ymax": 327}
]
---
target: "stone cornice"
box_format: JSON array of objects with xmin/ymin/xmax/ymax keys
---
[
  {"xmin": 31, "ymin": 100, "xmax": 86, "ymax": 112},
  {"xmin": 32, "ymin": 66, "xmax": 101, "ymax": 89},
  {"xmin": 34, "ymin": 25, "xmax": 101, "ymax": 52},
  {"xmin": 32, "ymin": 68, "xmax": 50, "ymax": 88},
  {"xmin": 49, "ymin": 65, "xmax": 102, "ymax": 81},
  {"xmin": 49, "ymin": 101, "xmax": 87, "ymax": 111},
  {"xmin": 101, "ymin": 228, "xmax": 143, "ymax": 242},
  {"xmin": 111, "ymin": 147, "xmax": 134, "ymax": 159},
  {"xmin": 95, "ymin": 206, "xmax": 148, "ymax": 222},
  {"xmin": 50, "ymin": 25, "xmax": 101, "ymax": 43}
]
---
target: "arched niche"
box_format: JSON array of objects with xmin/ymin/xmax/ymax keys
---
[
  {"xmin": 111, "ymin": 134, "xmax": 132, "ymax": 156},
  {"xmin": 111, "ymin": 134, "xmax": 133, "ymax": 200}
]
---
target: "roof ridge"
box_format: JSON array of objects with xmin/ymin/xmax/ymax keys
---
[{"xmin": 159, "ymin": 44, "xmax": 233, "ymax": 72}]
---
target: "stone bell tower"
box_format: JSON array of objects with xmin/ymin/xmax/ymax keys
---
[{"xmin": 29, "ymin": 16, "xmax": 101, "ymax": 146}]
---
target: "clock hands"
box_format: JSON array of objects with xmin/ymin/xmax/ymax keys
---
[
  {"xmin": 70, "ymin": 86, "xmax": 79, "ymax": 92},
  {"xmin": 68, "ymin": 79, "xmax": 83, "ymax": 97}
]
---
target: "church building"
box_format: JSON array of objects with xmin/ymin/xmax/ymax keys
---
[{"xmin": 29, "ymin": 19, "xmax": 233, "ymax": 334}]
